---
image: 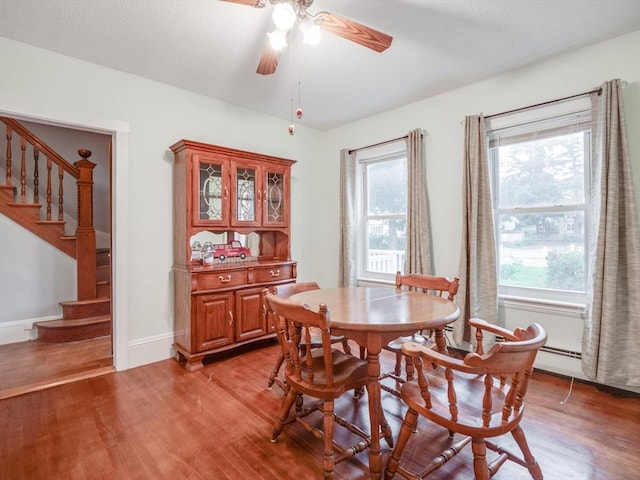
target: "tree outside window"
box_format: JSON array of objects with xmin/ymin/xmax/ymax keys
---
[{"xmin": 489, "ymin": 114, "xmax": 590, "ymax": 303}]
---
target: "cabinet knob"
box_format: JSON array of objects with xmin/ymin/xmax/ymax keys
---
[
  {"xmin": 219, "ymin": 275, "xmax": 232, "ymax": 283},
  {"xmin": 269, "ymin": 269, "xmax": 280, "ymax": 277},
  {"xmin": 228, "ymin": 311, "xmax": 234, "ymax": 325}
]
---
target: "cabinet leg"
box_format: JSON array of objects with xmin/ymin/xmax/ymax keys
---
[{"xmin": 185, "ymin": 358, "xmax": 205, "ymax": 371}]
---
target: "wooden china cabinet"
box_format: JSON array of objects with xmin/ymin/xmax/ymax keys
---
[{"xmin": 170, "ymin": 139, "xmax": 297, "ymax": 371}]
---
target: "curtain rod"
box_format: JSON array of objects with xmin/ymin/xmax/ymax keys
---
[
  {"xmin": 348, "ymin": 132, "xmax": 423, "ymax": 155},
  {"xmin": 484, "ymin": 86, "xmax": 602, "ymax": 120}
]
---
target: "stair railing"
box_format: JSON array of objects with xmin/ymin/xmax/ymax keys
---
[{"xmin": 0, "ymin": 116, "xmax": 98, "ymax": 301}]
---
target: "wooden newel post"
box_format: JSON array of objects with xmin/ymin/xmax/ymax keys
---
[{"xmin": 75, "ymin": 149, "xmax": 97, "ymax": 301}]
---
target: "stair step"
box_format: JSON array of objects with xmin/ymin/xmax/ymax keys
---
[
  {"xmin": 96, "ymin": 264, "xmax": 111, "ymax": 283},
  {"xmin": 34, "ymin": 220, "xmax": 65, "ymax": 225},
  {"xmin": 0, "ymin": 184, "xmax": 16, "ymax": 201},
  {"xmin": 96, "ymin": 282, "xmax": 111, "ymax": 298},
  {"xmin": 60, "ymin": 298, "xmax": 111, "ymax": 319},
  {"xmin": 35, "ymin": 315, "xmax": 111, "ymax": 343},
  {"xmin": 96, "ymin": 248, "xmax": 111, "ymax": 267},
  {"xmin": 7, "ymin": 202, "xmax": 41, "ymax": 209}
]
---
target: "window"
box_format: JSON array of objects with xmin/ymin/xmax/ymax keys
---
[
  {"xmin": 488, "ymin": 110, "xmax": 591, "ymax": 305},
  {"xmin": 357, "ymin": 149, "xmax": 407, "ymax": 282}
]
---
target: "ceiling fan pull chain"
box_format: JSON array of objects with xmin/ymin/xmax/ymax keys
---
[
  {"xmin": 288, "ymin": 39, "xmax": 296, "ymax": 135},
  {"xmin": 296, "ymin": 79, "xmax": 303, "ymax": 120}
]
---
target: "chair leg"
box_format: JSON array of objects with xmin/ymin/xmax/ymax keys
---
[
  {"xmin": 434, "ymin": 328, "xmax": 448, "ymax": 354},
  {"xmin": 322, "ymin": 399, "xmax": 336, "ymax": 479},
  {"xmin": 267, "ymin": 352, "xmax": 285, "ymax": 389},
  {"xmin": 379, "ymin": 404, "xmax": 394, "ymax": 448},
  {"xmin": 471, "ymin": 438, "xmax": 489, "ymax": 480},
  {"xmin": 272, "ymin": 388, "xmax": 298, "ymax": 442},
  {"xmin": 393, "ymin": 351, "xmax": 403, "ymax": 377},
  {"xmin": 384, "ymin": 408, "xmax": 419, "ymax": 479},
  {"xmin": 511, "ymin": 426, "xmax": 543, "ymax": 480},
  {"xmin": 340, "ymin": 338, "xmax": 352, "ymax": 355},
  {"xmin": 404, "ymin": 355, "xmax": 415, "ymax": 380}
]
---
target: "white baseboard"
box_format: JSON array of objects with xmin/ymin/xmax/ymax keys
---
[
  {"xmin": 0, "ymin": 316, "xmax": 59, "ymax": 345},
  {"xmin": 126, "ymin": 331, "xmax": 175, "ymax": 369}
]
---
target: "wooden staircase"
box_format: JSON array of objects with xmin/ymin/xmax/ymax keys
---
[
  {"xmin": 36, "ymin": 249, "xmax": 112, "ymax": 342},
  {"xmin": 1, "ymin": 116, "xmax": 111, "ymax": 343}
]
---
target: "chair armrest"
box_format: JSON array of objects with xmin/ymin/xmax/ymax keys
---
[
  {"xmin": 401, "ymin": 342, "xmax": 485, "ymax": 374},
  {"xmin": 470, "ymin": 318, "xmax": 519, "ymax": 341}
]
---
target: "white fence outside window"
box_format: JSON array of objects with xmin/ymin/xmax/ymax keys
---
[{"xmin": 368, "ymin": 249, "xmax": 405, "ymax": 274}]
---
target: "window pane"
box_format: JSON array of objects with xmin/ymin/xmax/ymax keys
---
[
  {"xmin": 367, "ymin": 159, "xmax": 406, "ymax": 215},
  {"xmin": 498, "ymin": 211, "xmax": 585, "ymax": 292},
  {"xmin": 366, "ymin": 219, "xmax": 406, "ymax": 274},
  {"xmin": 496, "ymin": 132, "xmax": 585, "ymax": 209}
]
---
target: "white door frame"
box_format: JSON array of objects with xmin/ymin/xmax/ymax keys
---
[{"xmin": 0, "ymin": 98, "xmax": 130, "ymax": 371}]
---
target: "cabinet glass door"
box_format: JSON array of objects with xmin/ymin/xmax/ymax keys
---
[
  {"xmin": 263, "ymin": 168, "xmax": 288, "ymax": 227},
  {"xmin": 232, "ymin": 163, "xmax": 261, "ymax": 226},
  {"xmin": 194, "ymin": 154, "xmax": 228, "ymax": 226}
]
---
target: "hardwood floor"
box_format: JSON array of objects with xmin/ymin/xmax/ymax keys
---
[
  {"xmin": 0, "ymin": 336, "xmax": 113, "ymax": 400},
  {"xmin": 1, "ymin": 340, "xmax": 638, "ymax": 479}
]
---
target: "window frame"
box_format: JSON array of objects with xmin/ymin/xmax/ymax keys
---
[
  {"xmin": 356, "ymin": 148, "xmax": 408, "ymax": 284},
  {"xmin": 487, "ymin": 109, "xmax": 592, "ymax": 307}
]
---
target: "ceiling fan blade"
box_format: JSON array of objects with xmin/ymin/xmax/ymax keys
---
[
  {"xmin": 219, "ymin": 0, "xmax": 265, "ymax": 6},
  {"xmin": 256, "ymin": 43, "xmax": 282, "ymax": 75},
  {"xmin": 319, "ymin": 13, "xmax": 392, "ymax": 53}
]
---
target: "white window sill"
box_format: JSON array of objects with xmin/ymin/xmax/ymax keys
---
[
  {"xmin": 356, "ymin": 277, "xmax": 395, "ymax": 288},
  {"xmin": 499, "ymin": 295, "xmax": 587, "ymax": 318}
]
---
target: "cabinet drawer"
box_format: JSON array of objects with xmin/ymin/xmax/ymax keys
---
[
  {"xmin": 194, "ymin": 270, "xmax": 248, "ymax": 291},
  {"xmin": 251, "ymin": 264, "xmax": 295, "ymax": 284}
]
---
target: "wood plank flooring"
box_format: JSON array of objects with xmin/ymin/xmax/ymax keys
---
[
  {"xmin": 1, "ymin": 340, "xmax": 638, "ymax": 479},
  {"xmin": 0, "ymin": 336, "xmax": 113, "ymax": 400}
]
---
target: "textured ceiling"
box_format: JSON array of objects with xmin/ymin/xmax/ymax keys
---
[{"xmin": 1, "ymin": 0, "xmax": 638, "ymax": 130}]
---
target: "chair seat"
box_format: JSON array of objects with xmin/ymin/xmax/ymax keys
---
[
  {"xmin": 386, "ymin": 334, "xmax": 432, "ymax": 352},
  {"xmin": 400, "ymin": 370, "xmax": 521, "ymax": 438},
  {"xmin": 299, "ymin": 349, "xmax": 368, "ymax": 391},
  {"xmin": 308, "ymin": 332, "xmax": 348, "ymax": 346}
]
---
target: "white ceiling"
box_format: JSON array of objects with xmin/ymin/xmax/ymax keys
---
[{"xmin": 1, "ymin": 0, "xmax": 638, "ymax": 130}]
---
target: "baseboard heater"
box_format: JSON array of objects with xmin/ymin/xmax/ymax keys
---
[
  {"xmin": 442, "ymin": 325, "xmax": 582, "ymax": 360},
  {"xmin": 539, "ymin": 345, "xmax": 582, "ymax": 360}
]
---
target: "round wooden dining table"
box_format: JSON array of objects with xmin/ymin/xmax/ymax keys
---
[{"xmin": 289, "ymin": 286, "xmax": 460, "ymax": 480}]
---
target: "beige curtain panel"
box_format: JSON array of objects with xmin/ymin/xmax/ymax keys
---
[
  {"xmin": 404, "ymin": 128, "xmax": 433, "ymax": 275},
  {"xmin": 454, "ymin": 114, "xmax": 498, "ymax": 347},
  {"xmin": 339, "ymin": 148, "xmax": 357, "ymax": 287},
  {"xmin": 582, "ymin": 79, "xmax": 640, "ymax": 387}
]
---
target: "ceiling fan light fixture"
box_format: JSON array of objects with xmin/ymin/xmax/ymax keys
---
[
  {"xmin": 272, "ymin": 2, "xmax": 296, "ymax": 30},
  {"xmin": 299, "ymin": 17, "xmax": 321, "ymax": 45},
  {"xmin": 268, "ymin": 28, "xmax": 288, "ymax": 50}
]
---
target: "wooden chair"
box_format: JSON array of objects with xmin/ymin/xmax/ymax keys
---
[
  {"xmin": 379, "ymin": 272, "xmax": 460, "ymax": 396},
  {"xmin": 267, "ymin": 282, "xmax": 352, "ymax": 390},
  {"xmin": 385, "ymin": 318, "xmax": 547, "ymax": 480},
  {"xmin": 265, "ymin": 290, "xmax": 394, "ymax": 479}
]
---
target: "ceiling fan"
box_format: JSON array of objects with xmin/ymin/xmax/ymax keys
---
[{"xmin": 222, "ymin": 0, "xmax": 393, "ymax": 75}]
